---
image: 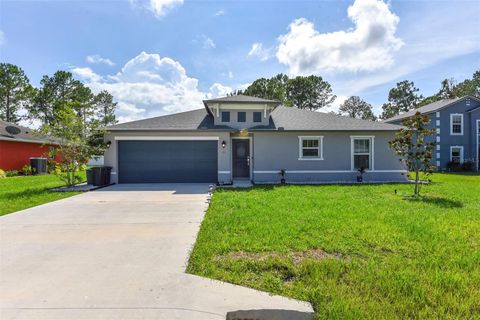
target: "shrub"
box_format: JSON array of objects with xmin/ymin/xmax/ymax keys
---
[
  {"xmin": 446, "ymin": 161, "xmax": 462, "ymax": 172},
  {"xmin": 22, "ymin": 165, "xmax": 32, "ymax": 176},
  {"xmin": 5, "ymin": 170, "xmax": 19, "ymax": 177},
  {"xmin": 447, "ymin": 160, "xmax": 476, "ymax": 172},
  {"xmin": 0, "ymin": 169, "xmax": 5, "ymax": 179},
  {"xmin": 461, "ymin": 160, "xmax": 475, "ymax": 172}
]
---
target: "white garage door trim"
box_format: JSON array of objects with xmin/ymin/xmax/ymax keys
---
[{"xmin": 114, "ymin": 136, "xmax": 220, "ymax": 141}]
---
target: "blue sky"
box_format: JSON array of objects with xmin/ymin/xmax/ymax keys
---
[{"xmin": 1, "ymin": 0, "xmax": 479, "ymax": 123}]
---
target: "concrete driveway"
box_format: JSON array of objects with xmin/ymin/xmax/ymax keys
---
[{"xmin": 0, "ymin": 184, "xmax": 312, "ymax": 319}]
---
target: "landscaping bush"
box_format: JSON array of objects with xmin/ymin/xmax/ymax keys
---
[
  {"xmin": 446, "ymin": 161, "xmax": 462, "ymax": 172},
  {"xmin": 0, "ymin": 169, "xmax": 5, "ymax": 179},
  {"xmin": 447, "ymin": 160, "xmax": 476, "ymax": 172},
  {"xmin": 461, "ymin": 160, "xmax": 476, "ymax": 171},
  {"xmin": 22, "ymin": 165, "xmax": 32, "ymax": 176},
  {"xmin": 5, "ymin": 170, "xmax": 19, "ymax": 177}
]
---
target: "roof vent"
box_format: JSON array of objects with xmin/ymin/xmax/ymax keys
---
[
  {"xmin": 278, "ymin": 127, "xmax": 284, "ymax": 131},
  {"xmin": 5, "ymin": 125, "xmax": 21, "ymax": 136},
  {"xmin": 466, "ymin": 98, "xmax": 471, "ymax": 106}
]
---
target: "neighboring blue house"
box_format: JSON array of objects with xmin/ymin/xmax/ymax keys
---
[{"xmin": 384, "ymin": 96, "xmax": 480, "ymax": 171}]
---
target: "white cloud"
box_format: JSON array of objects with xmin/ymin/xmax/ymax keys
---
[
  {"xmin": 322, "ymin": 95, "xmax": 348, "ymax": 114},
  {"xmin": 247, "ymin": 42, "xmax": 273, "ymax": 61},
  {"xmin": 77, "ymin": 52, "xmax": 231, "ymax": 123},
  {"xmin": 208, "ymin": 83, "xmax": 232, "ymax": 98},
  {"xmin": 71, "ymin": 67, "xmax": 103, "ymax": 82},
  {"xmin": 202, "ymin": 35, "xmax": 216, "ymax": 49},
  {"xmin": 130, "ymin": 0, "xmax": 183, "ymax": 18},
  {"xmin": 228, "ymin": 71, "xmax": 234, "ymax": 79},
  {"xmin": 332, "ymin": 3, "xmax": 480, "ymax": 98},
  {"xmin": 276, "ymin": 0, "xmax": 403, "ymax": 74},
  {"xmin": 0, "ymin": 30, "xmax": 5, "ymax": 46},
  {"xmin": 214, "ymin": 10, "xmax": 225, "ymax": 16},
  {"xmin": 86, "ymin": 54, "xmax": 115, "ymax": 66}
]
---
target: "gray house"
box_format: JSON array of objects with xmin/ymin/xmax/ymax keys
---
[
  {"xmin": 384, "ymin": 96, "xmax": 480, "ymax": 171},
  {"xmin": 104, "ymin": 95, "xmax": 407, "ymax": 184}
]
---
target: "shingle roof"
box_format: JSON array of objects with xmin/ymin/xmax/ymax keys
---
[
  {"xmin": 203, "ymin": 94, "xmax": 280, "ymax": 104},
  {"xmin": 383, "ymin": 96, "xmax": 480, "ymax": 123},
  {"xmin": 107, "ymin": 106, "xmax": 401, "ymax": 131},
  {"xmin": 250, "ymin": 106, "xmax": 402, "ymax": 131},
  {"xmin": 106, "ymin": 109, "xmax": 232, "ymax": 131},
  {"xmin": 0, "ymin": 120, "xmax": 59, "ymax": 144}
]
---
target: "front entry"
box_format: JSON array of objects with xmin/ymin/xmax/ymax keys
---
[{"xmin": 232, "ymin": 139, "xmax": 250, "ymax": 178}]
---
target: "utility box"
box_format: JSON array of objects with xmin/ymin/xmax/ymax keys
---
[{"xmin": 29, "ymin": 157, "xmax": 47, "ymax": 175}]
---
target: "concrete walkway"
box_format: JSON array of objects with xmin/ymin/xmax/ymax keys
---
[{"xmin": 0, "ymin": 184, "xmax": 313, "ymax": 320}]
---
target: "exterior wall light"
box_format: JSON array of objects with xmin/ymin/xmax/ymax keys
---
[
  {"xmin": 221, "ymin": 140, "xmax": 226, "ymax": 148},
  {"xmin": 106, "ymin": 141, "xmax": 112, "ymax": 148}
]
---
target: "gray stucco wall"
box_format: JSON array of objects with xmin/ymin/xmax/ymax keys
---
[
  {"xmin": 104, "ymin": 129, "xmax": 407, "ymax": 184},
  {"xmin": 104, "ymin": 131, "xmax": 231, "ymax": 184},
  {"xmin": 251, "ymin": 131, "xmax": 407, "ymax": 183}
]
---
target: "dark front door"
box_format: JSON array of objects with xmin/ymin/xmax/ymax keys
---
[
  {"xmin": 118, "ymin": 140, "xmax": 218, "ymax": 183},
  {"xmin": 232, "ymin": 139, "xmax": 250, "ymax": 178}
]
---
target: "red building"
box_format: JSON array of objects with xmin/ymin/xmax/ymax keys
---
[{"xmin": 0, "ymin": 120, "xmax": 59, "ymax": 171}]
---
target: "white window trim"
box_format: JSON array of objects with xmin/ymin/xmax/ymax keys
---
[
  {"xmin": 450, "ymin": 113, "xmax": 463, "ymax": 135},
  {"xmin": 298, "ymin": 136, "xmax": 324, "ymax": 160},
  {"xmin": 450, "ymin": 146, "xmax": 464, "ymax": 163},
  {"xmin": 350, "ymin": 136, "xmax": 375, "ymax": 171},
  {"xmin": 114, "ymin": 136, "xmax": 219, "ymax": 141}
]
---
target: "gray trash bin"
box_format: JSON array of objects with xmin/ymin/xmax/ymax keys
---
[
  {"xmin": 86, "ymin": 168, "xmax": 94, "ymax": 185},
  {"xmin": 91, "ymin": 166, "xmax": 112, "ymax": 186}
]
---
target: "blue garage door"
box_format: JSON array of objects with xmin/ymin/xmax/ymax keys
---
[{"xmin": 118, "ymin": 140, "xmax": 218, "ymax": 183}]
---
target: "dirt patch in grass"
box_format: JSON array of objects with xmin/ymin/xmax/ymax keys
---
[{"xmin": 218, "ymin": 248, "xmax": 346, "ymax": 266}]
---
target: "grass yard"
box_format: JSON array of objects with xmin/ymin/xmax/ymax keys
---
[
  {"xmin": 187, "ymin": 173, "xmax": 480, "ymax": 319},
  {"xmin": 0, "ymin": 173, "xmax": 85, "ymax": 216}
]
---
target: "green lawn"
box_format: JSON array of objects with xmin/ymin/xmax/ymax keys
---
[
  {"xmin": 0, "ymin": 173, "xmax": 85, "ymax": 216},
  {"xmin": 187, "ymin": 173, "xmax": 480, "ymax": 319}
]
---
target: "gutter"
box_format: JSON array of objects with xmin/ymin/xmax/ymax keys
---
[{"xmin": 0, "ymin": 137, "xmax": 59, "ymax": 145}]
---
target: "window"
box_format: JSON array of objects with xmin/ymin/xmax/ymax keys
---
[
  {"xmin": 237, "ymin": 112, "xmax": 246, "ymax": 122},
  {"xmin": 450, "ymin": 146, "xmax": 463, "ymax": 163},
  {"xmin": 221, "ymin": 111, "xmax": 230, "ymax": 122},
  {"xmin": 298, "ymin": 136, "xmax": 323, "ymax": 160},
  {"xmin": 450, "ymin": 114, "xmax": 463, "ymax": 135},
  {"xmin": 351, "ymin": 137, "xmax": 374, "ymax": 170},
  {"xmin": 253, "ymin": 112, "xmax": 262, "ymax": 123}
]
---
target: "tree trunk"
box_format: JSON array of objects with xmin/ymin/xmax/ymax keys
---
[
  {"xmin": 414, "ymin": 170, "xmax": 419, "ymax": 196},
  {"xmin": 6, "ymin": 93, "xmax": 11, "ymax": 122}
]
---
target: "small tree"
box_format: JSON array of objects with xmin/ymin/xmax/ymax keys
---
[
  {"xmin": 41, "ymin": 102, "xmax": 107, "ymax": 187},
  {"xmin": 389, "ymin": 112, "xmax": 436, "ymax": 196}
]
